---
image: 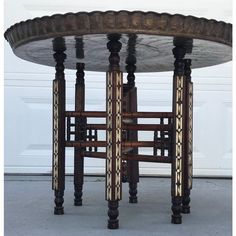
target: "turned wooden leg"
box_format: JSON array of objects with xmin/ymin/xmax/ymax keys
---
[
  {"xmin": 126, "ymin": 88, "xmax": 139, "ymax": 204},
  {"xmin": 54, "ymin": 190, "xmax": 64, "ymax": 214},
  {"xmin": 106, "ymin": 34, "xmax": 123, "ymax": 229},
  {"xmin": 171, "ymin": 45, "xmax": 187, "ymax": 224},
  {"xmin": 129, "ymin": 182, "xmax": 138, "ymax": 203},
  {"xmin": 182, "ymin": 59, "xmax": 193, "ymax": 214},
  {"xmin": 171, "ymin": 196, "xmax": 182, "ymax": 224},
  {"xmin": 108, "ymin": 201, "xmax": 119, "ymax": 229},
  {"xmin": 125, "ymin": 40, "xmax": 139, "ymax": 204},
  {"xmin": 122, "ymin": 85, "xmax": 139, "ymax": 204},
  {"xmin": 74, "ymin": 63, "xmax": 86, "ymax": 206},
  {"xmin": 182, "ymin": 189, "xmax": 191, "ymax": 213},
  {"xmin": 52, "ymin": 38, "xmax": 66, "ymax": 215}
]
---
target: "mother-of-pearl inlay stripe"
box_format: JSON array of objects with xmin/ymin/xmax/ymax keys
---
[
  {"xmin": 106, "ymin": 71, "xmax": 113, "ymax": 200},
  {"xmin": 106, "ymin": 71, "xmax": 122, "ymax": 201},
  {"xmin": 188, "ymin": 82, "xmax": 193, "ymax": 190},
  {"xmin": 115, "ymin": 73, "xmax": 122, "ymax": 200},
  {"xmin": 175, "ymin": 76, "xmax": 184, "ymax": 197},
  {"xmin": 52, "ymin": 80, "xmax": 59, "ymax": 190}
]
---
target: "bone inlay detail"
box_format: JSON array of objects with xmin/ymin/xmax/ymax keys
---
[
  {"xmin": 175, "ymin": 76, "xmax": 184, "ymax": 196},
  {"xmin": 52, "ymin": 80, "xmax": 59, "ymax": 190},
  {"xmin": 106, "ymin": 71, "xmax": 122, "ymax": 200},
  {"xmin": 188, "ymin": 82, "xmax": 193, "ymax": 189}
]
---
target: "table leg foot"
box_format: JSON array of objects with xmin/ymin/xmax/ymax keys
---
[
  {"xmin": 107, "ymin": 201, "xmax": 119, "ymax": 229},
  {"xmin": 182, "ymin": 189, "xmax": 191, "ymax": 213},
  {"xmin": 54, "ymin": 190, "xmax": 64, "ymax": 215},
  {"xmin": 171, "ymin": 196, "xmax": 182, "ymax": 224},
  {"xmin": 74, "ymin": 185, "xmax": 83, "ymax": 206},
  {"xmin": 171, "ymin": 215, "xmax": 182, "ymax": 224},
  {"xmin": 182, "ymin": 206, "xmax": 190, "ymax": 214},
  {"xmin": 129, "ymin": 182, "xmax": 138, "ymax": 203},
  {"xmin": 54, "ymin": 207, "xmax": 64, "ymax": 215}
]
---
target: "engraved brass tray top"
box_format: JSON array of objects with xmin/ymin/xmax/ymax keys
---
[{"xmin": 4, "ymin": 11, "xmax": 232, "ymax": 72}]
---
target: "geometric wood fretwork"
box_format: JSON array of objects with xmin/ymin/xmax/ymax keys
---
[
  {"xmin": 153, "ymin": 117, "xmax": 172, "ymax": 158},
  {"xmin": 87, "ymin": 128, "xmax": 98, "ymax": 152}
]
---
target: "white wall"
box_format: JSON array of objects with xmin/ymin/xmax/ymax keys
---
[{"xmin": 4, "ymin": 0, "xmax": 232, "ymax": 176}]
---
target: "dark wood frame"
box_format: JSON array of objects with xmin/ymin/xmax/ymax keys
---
[
  {"xmin": 74, "ymin": 62, "xmax": 86, "ymax": 206},
  {"xmin": 52, "ymin": 38, "xmax": 66, "ymax": 215}
]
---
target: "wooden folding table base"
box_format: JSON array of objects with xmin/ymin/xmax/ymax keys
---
[{"xmin": 4, "ymin": 11, "xmax": 232, "ymax": 229}]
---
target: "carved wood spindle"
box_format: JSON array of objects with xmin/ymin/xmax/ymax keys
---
[
  {"xmin": 171, "ymin": 45, "xmax": 186, "ymax": 224},
  {"xmin": 153, "ymin": 130, "xmax": 158, "ymax": 156},
  {"xmin": 88, "ymin": 128, "xmax": 92, "ymax": 151},
  {"xmin": 168, "ymin": 117, "xmax": 173, "ymax": 157},
  {"xmin": 106, "ymin": 34, "xmax": 123, "ymax": 229},
  {"xmin": 126, "ymin": 81, "xmax": 139, "ymax": 203},
  {"xmin": 125, "ymin": 34, "xmax": 139, "ymax": 203},
  {"xmin": 74, "ymin": 62, "xmax": 86, "ymax": 206},
  {"xmin": 182, "ymin": 59, "xmax": 193, "ymax": 214},
  {"xmin": 52, "ymin": 38, "xmax": 66, "ymax": 215},
  {"xmin": 160, "ymin": 118, "xmax": 165, "ymax": 156},
  {"xmin": 94, "ymin": 129, "xmax": 98, "ymax": 152},
  {"xmin": 126, "ymin": 56, "xmax": 136, "ymax": 88},
  {"xmin": 66, "ymin": 117, "xmax": 71, "ymax": 141}
]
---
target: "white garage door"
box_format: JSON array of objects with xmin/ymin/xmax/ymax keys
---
[{"xmin": 4, "ymin": 0, "xmax": 232, "ymax": 177}]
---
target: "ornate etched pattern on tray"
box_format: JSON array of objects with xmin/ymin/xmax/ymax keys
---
[
  {"xmin": 4, "ymin": 11, "xmax": 232, "ymax": 49},
  {"xmin": 4, "ymin": 11, "xmax": 232, "ymax": 72}
]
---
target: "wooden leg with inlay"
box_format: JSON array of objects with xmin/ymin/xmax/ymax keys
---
[
  {"xmin": 182, "ymin": 59, "xmax": 193, "ymax": 214},
  {"xmin": 125, "ymin": 36, "xmax": 139, "ymax": 204},
  {"xmin": 74, "ymin": 63, "xmax": 86, "ymax": 206},
  {"xmin": 171, "ymin": 45, "xmax": 187, "ymax": 224},
  {"xmin": 126, "ymin": 87, "xmax": 139, "ymax": 204},
  {"xmin": 106, "ymin": 34, "xmax": 123, "ymax": 229},
  {"xmin": 52, "ymin": 38, "xmax": 66, "ymax": 215}
]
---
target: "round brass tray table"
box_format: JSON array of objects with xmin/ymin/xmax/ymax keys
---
[{"xmin": 4, "ymin": 11, "xmax": 232, "ymax": 229}]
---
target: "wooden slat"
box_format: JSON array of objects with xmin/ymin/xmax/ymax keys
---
[
  {"xmin": 65, "ymin": 111, "xmax": 106, "ymax": 117},
  {"xmin": 66, "ymin": 141, "xmax": 170, "ymax": 148},
  {"xmin": 124, "ymin": 112, "xmax": 173, "ymax": 118},
  {"xmin": 66, "ymin": 141, "xmax": 106, "ymax": 147},
  {"xmin": 81, "ymin": 151, "xmax": 171, "ymax": 163},
  {"xmin": 85, "ymin": 123, "xmax": 172, "ymax": 131},
  {"xmin": 65, "ymin": 111, "xmax": 173, "ymax": 118},
  {"xmin": 124, "ymin": 154, "xmax": 171, "ymax": 163}
]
